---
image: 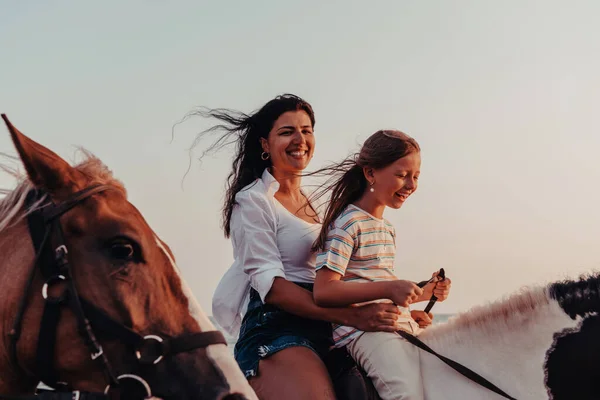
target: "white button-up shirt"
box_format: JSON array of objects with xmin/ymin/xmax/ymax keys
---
[{"xmin": 212, "ymin": 169, "xmax": 319, "ymax": 338}]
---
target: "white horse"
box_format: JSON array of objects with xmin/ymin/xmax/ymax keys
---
[{"xmin": 412, "ymin": 273, "xmax": 598, "ymax": 399}]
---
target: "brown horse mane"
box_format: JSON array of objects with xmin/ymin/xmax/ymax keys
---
[{"xmin": 0, "ymin": 149, "xmax": 126, "ymax": 232}]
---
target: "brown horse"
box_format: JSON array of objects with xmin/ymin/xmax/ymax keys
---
[{"xmin": 0, "ymin": 115, "xmax": 257, "ymax": 400}]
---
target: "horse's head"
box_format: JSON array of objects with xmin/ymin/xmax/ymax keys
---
[{"xmin": 0, "ymin": 115, "xmax": 255, "ymax": 400}]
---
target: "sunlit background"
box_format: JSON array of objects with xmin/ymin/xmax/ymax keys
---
[{"xmin": 2, "ymin": 1, "xmax": 599, "ymax": 321}]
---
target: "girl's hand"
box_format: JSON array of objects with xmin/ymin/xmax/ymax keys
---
[
  {"xmin": 388, "ymin": 280, "xmax": 423, "ymax": 308},
  {"xmin": 433, "ymin": 272, "xmax": 451, "ymax": 302},
  {"xmin": 418, "ymin": 271, "xmax": 452, "ymax": 302},
  {"xmin": 411, "ymin": 310, "xmax": 433, "ymax": 329}
]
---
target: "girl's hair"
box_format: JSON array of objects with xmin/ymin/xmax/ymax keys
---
[
  {"xmin": 311, "ymin": 130, "xmax": 420, "ymax": 251},
  {"xmin": 183, "ymin": 94, "xmax": 315, "ymax": 237}
]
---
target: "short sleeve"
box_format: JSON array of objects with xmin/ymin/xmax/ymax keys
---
[{"xmin": 315, "ymin": 226, "xmax": 355, "ymax": 276}]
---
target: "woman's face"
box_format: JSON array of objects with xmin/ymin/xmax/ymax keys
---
[{"xmin": 260, "ymin": 110, "xmax": 315, "ymax": 174}]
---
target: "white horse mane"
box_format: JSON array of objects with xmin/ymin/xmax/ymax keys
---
[
  {"xmin": 0, "ymin": 149, "xmax": 125, "ymax": 232},
  {"xmin": 0, "ymin": 154, "xmax": 39, "ymax": 232},
  {"xmin": 422, "ymin": 284, "xmax": 551, "ymax": 344},
  {"xmin": 424, "ymin": 271, "xmax": 600, "ymax": 348}
]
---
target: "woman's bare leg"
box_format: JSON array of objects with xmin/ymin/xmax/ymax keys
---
[{"xmin": 249, "ymin": 346, "xmax": 336, "ymax": 400}]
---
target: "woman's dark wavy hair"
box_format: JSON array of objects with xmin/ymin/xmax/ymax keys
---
[
  {"xmin": 311, "ymin": 130, "xmax": 420, "ymax": 252},
  {"xmin": 183, "ymin": 94, "xmax": 315, "ymax": 237}
]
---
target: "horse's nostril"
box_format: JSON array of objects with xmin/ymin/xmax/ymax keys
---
[{"xmin": 219, "ymin": 393, "xmax": 248, "ymax": 400}]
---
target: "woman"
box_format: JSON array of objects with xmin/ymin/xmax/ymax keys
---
[{"xmin": 188, "ymin": 94, "xmax": 404, "ymax": 399}]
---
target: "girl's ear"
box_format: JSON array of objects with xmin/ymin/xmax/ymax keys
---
[{"xmin": 362, "ymin": 167, "xmax": 375, "ymax": 184}]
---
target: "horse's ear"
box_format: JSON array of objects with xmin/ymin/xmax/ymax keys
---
[{"xmin": 2, "ymin": 114, "xmax": 79, "ymax": 192}]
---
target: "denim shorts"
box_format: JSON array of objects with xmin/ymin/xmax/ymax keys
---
[{"xmin": 234, "ymin": 282, "xmax": 334, "ymax": 378}]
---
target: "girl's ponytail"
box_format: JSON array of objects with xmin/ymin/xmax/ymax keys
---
[{"xmin": 311, "ymin": 158, "xmax": 366, "ymax": 252}]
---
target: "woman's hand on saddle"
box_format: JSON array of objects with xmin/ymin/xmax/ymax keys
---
[
  {"xmin": 346, "ymin": 302, "xmax": 402, "ymax": 333},
  {"xmin": 410, "ymin": 310, "xmax": 433, "ymax": 329},
  {"xmin": 388, "ymin": 280, "xmax": 423, "ymax": 308},
  {"xmin": 416, "ymin": 271, "xmax": 452, "ymax": 303}
]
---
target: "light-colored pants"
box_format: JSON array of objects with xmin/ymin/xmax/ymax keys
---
[{"xmin": 346, "ymin": 320, "xmax": 424, "ymax": 400}]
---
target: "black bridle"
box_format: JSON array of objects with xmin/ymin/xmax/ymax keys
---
[{"xmin": 3, "ymin": 184, "xmax": 227, "ymax": 400}]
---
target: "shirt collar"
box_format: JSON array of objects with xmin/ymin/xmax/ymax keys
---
[{"xmin": 261, "ymin": 168, "xmax": 280, "ymax": 196}]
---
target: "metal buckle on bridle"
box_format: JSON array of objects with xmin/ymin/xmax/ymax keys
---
[
  {"xmin": 55, "ymin": 244, "xmax": 69, "ymax": 265},
  {"xmin": 104, "ymin": 374, "xmax": 152, "ymax": 399},
  {"xmin": 91, "ymin": 345, "xmax": 104, "ymax": 360},
  {"xmin": 42, "ymin": 274, "xmax": 67, "ymax": 302},
  {"xmin": 55, "ymin": 244, "xmax": 68, "ymax": 257},
  {"xmin": 135, "ymin": 335, "xmax": 164, "ymax": 365}
]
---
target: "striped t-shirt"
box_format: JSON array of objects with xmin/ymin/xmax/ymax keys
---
[{"xmin": 315, "ymin": 204, "xmax": 410, "ymax": 347}]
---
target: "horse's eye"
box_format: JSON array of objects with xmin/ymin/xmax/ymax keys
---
[{"xmin": 110, "ymin": 242, "xmax": 135, "ymax": 261}]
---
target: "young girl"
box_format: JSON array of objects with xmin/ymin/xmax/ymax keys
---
[{"xmin": 312, "ymin": 129, "xmax": 452, "ymax": 400}]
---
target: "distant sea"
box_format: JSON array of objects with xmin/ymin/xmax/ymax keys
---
[{"xmin": 209, "ymin": 313, "xmax": 455, "ymax": 350}]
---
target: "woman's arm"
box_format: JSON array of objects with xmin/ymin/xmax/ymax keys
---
[
  {"xmin": 266, "ymin": 277, "xmax": 400, "ymax": 332},
  {"xmin": 265, "ymin": 277, "xmax": 350, "ymax": 324},
  {"xmin": 313, "ymin": 268, "xmax": 421, "ymax": 308}
]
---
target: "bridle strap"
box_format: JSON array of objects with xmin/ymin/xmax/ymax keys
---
[
  {"xmin": 166, "ymin": 331, "xmax": 228, "ymax": 354},
  {"xmin": 8, "ymin": 189, "xmax": 51, "ymax": 372},
  {"xmin": 41, "ymin": 184, "xmax": 111, "ymax": 223},
  {"xmin": 79, "ymin": 298, "xmax": 142, "ymax": 345},
  {"xmin": 79, "ymin": 297, "xmax": 227, "ymax": 360},
  {"xmin": 35, "ymin": 298, "xmax": 64, "ymax": 386},
  {"xmin": 0, "ymin": 389, "xmax": 111, "ymax": 400},
  {"xmin": 27, "ymin": 184, "xmax": 121, "ymax": 388}
]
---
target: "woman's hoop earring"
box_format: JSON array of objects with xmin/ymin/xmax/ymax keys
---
[{"xmin": 261, "ymin": 152, "xmax": 270, "ymax": 161}]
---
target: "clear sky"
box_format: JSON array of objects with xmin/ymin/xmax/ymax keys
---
[{"xmin": 1, "ymin": 1, "xmax": 599, "ymax": 315}]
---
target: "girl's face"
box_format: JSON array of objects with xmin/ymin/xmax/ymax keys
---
[
  {"xmin": 368, "ymin": 151, "xmax": 421, "ymax": 209},
  {"xmin": 260, "ymin": 110, "xmax": 315, "ymax": 174}
]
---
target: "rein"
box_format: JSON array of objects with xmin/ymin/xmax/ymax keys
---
[
  {"xmin": 410, "ymin": 268, "xmax": 517, "ymax": 400},
  {"xmin": 3, "ymin": 184, "xmax": 227, "ymax": 400}
]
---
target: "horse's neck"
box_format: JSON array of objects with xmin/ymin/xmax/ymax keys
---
[
  {"xmin": 419, "ymin": 296, "xmax": 581, "ymax": 399},
  {"xmin": 0, "ymin": 221, "xmax": 39, "ymax": 392}
]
